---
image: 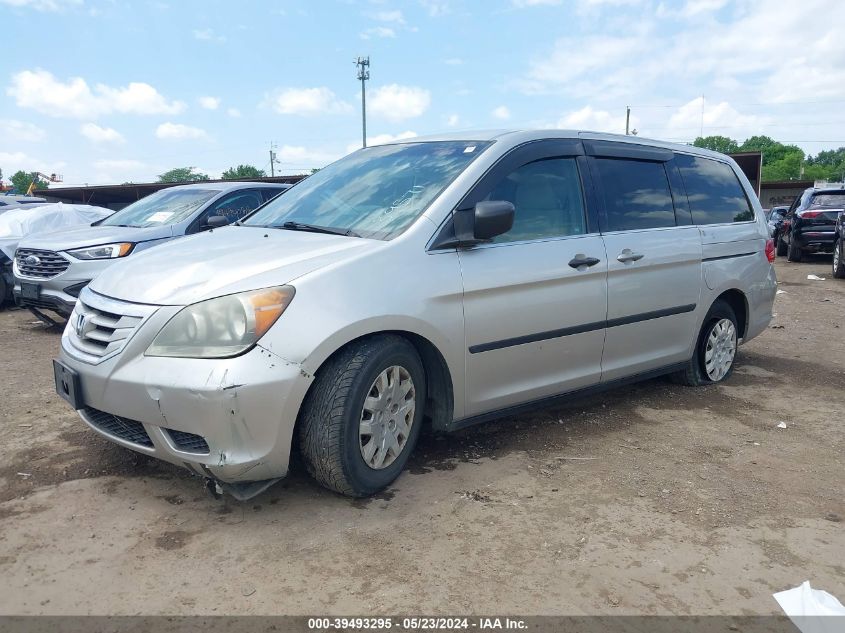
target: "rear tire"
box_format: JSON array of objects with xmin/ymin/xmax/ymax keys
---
[
  {"xmin": 775, "ymin": 233, "xmax": 787, "ymax": 256},
  {"xmin": 786, "ymin": 237, "xmax": 803, "ymax": 262},
  {"xmin": 833, "ymin": 239, "xmax": 845, "ymax": 279},
  {"xmin": 672, "ymin": 300, "xmax": 738, "ymax": 387},
  {"xmin": 298, "ymin": 335, "xmax": 426, "ymax": 497}
]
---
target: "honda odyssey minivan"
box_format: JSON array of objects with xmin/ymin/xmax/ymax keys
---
[
  {"xmin": 14, "ymin": 181, "xmax": 288, "ymax": 320},
  {"xmin": 53, "ymin": 130, "xmax": 777, "ymax": 499}
]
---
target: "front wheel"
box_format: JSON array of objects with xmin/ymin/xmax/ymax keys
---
[
  {"xmin": 298, "ymin": 335, "xmax": 426, "ymax": 497},
  {"xmin": 672, "ymin": 300, "xmax": 738, "ymax": 387},
  {"xmin": 833, "ymin": 239, "xmax": 845, "ymax": 279},
  {"xmin": 787, "ymin": 237, "xmax": 803, "ymax": 262}
]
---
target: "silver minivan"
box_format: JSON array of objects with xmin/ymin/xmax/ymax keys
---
[
  {"xmin": 14, "ymin": 182, "xmax": 288, "ymax": 320},
  {"xmin": 54, "ymin": 130, "xmax": 777, "ymax": 499}
]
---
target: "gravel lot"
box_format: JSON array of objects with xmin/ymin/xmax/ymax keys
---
[{"xmin": 1, "ymin": 257, "xmax": 843, "ymax": 616}]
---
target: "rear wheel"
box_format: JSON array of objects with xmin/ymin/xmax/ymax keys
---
[
  {"xmin": 775, "ymin": 232, "xmax": 787, "ymax": 256},
  {"xmin": 786, "ymin": 237, "xmax": 803, "ymax": 262},
  {"xmin": 672, "ymin": 300, "xmax": 738, "ymax": 387},
  {"xmin": 298, "ymin": 335, "xmax": 426, "ymax": 497},
  {"xmin": 833, "ymin": 239, "xmax": 845, "ymax": 279}
]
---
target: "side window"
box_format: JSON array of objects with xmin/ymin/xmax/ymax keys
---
[
  {"xmin": 675, "ymin": 154, "xmax": 755, "ymax": 224},
  {"xmin": 262, "ymin": 188, "xmax": 286, "ymax": 202},
  {"xmin": 206, "ymin": 190, "xmax": 264, "ymax": 223},
  {"xmin": 594, "ymin": 158, "xmax": 676, "ymax": 231},
  {"xmin": 482, "ymin": 158, "xmax": 586, "ymax": 243}
]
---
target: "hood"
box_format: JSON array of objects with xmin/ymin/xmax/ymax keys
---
[
  {"xmin": 18, "ymin": 224, "xmax": 174, "ymax": 252},
  {"xmin": 88, "ymin": 225, "xmax": 376, "ymax": 305}
]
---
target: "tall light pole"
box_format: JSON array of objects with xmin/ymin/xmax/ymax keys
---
[{"xmin": 356, "ymin": 56, "xmax": 370, "ymax": 148}]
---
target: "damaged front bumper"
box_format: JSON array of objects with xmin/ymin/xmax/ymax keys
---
[{"xmin": 58, "ymin": 302, "xmax": 314, "ymax": 486}]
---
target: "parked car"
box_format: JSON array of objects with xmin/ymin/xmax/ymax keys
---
[
  {"xmin": 1, "ymin": 203, "xmax": 112, "ymax": 310},
  {"xmin": 14, "ymin": 182, "xmax": 288, "ymax": 320},
  {"xmin": 53, "ymin": 131, "xmax": 776, "ymax": 500},
  {"xmin": 776, "ymin": 187, "xmax": 845, "ymax": 261},
  {"xmin": 0, "ymin": 195, "xmax": 47, "ymax": 211},
  {"xmin": 833, "ymin": 210, "xmax": 845, "ymax": 278},
  {"xmin": 767, "ymin": 205, "xmax": 789, "ymax": 239}
]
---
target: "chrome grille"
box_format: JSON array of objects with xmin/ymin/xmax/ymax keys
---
[
  {"xmin": 15, "ymin": 248, "xmax": 69, "ymax": 279},
  {"xmin": 65, "ymin": 289, "xmax": 158, "ymax": 363}
]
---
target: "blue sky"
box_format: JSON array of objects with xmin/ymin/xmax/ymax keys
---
[{"xmin": 2, "ymin": 0, "xmax": 844, "ymax": 186}]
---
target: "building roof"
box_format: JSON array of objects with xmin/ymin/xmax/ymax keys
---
[{"xmin": 35, "ymin": 175, "xmax": 306, "ymax": 207}]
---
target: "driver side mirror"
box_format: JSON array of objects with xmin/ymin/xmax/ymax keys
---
[
  {"xmin": 204, "ymin": 215, "xmax": 230, "ymax": 229},
  {"xmin": 472, "ymin": 200, "xmax": 515, "ymax": 241}
]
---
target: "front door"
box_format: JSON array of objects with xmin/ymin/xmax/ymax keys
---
[{"xmin": 456, "ymin": 142, "xmax": 609, "ymax": 417}]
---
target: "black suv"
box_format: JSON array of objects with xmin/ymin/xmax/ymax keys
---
[{"xmin": 777, "ymin": 187, "xmax": 845, "ymax": 262}]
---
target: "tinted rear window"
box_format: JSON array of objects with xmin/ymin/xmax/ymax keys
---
[
  {"xmin": 594, "ymin": 158, "xmax": 676, "ymax": 231},
  {"xmin": 676, "ymin": 154, "xmax": 754, "ymax": 224},
  {"xmin": 809, "ymin": 193, "xmax": 845, "ymax": 208}
]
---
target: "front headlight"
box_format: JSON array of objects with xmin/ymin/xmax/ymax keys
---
[
  {"xmin": 67, "ymin": 243, "xmax": 134, "ymax": 260},
  {"xmin": 146, "ymin": 286, "xmax": 295, "ymax": 358}
]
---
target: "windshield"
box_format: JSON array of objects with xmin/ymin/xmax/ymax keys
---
[
  {"xmin": 100, "ymin": 188, "xmax": 218, "ymax": 228},
  {"xmin": 243, "ymin": 140, "xmax": 492, "ymax": 240},
  {"xmin": 808, "ymin": 193, "xmax": 845, "ymax": 209}
]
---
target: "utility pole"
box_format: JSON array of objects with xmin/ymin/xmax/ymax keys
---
[
  {"xmin": 625, "ymin": 106, "xmax": 631, "ymax": 135},
  {"xmin": 356, "ymin": 56, "xmax": 370, "ymax": 148},
  {"xmin": 269, "ymin": 142, "xmax": 278, "ymax": 177}
]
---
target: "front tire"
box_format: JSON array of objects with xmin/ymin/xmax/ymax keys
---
[
  {"xmin": 298, "ymin": 335, "xmax": 426, "ymax": 497},
  {"xmin": 833, "ymin": 239, "xmax": 845, "ymax": 279},
  {"xmin": 672, "ymin": 300, "xmax": 738, "ymax": 387},
  {"xmin": 787, "ymin": 237, "xmax": 803, "ymax": 262}
]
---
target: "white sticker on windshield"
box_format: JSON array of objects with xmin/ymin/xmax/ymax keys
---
[
  {"xmin": 464, "ymin": 145, "xmax": 476, "ymax": 153},
  {"xmin": 148, "ymin": 211, "xmax": 174, "ymax": 223}
]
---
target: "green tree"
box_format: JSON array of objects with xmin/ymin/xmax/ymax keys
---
[
  {"xmin": 221, "ymin": 164, "xmax": 266, "ymax": 180},
  {"xmin": 693, "ymin": 135, "xmax": 739, "ymax": 155},
  {"xmin": 739, "ymin": 135, "xmax": 803, "ymax": 166},
  {"xmin": 761, "ymin": 153, "xmax": 803, "ymax": 181},
  {"xmin": 10, "ymin": 170, "xmax": 50, "ymax": 194},
  {"xmin": 157, "ymin": 167, "xmax": 210, "ymax": 183}
]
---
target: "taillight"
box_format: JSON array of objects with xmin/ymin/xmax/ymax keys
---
[
  {"xmin": 765, "ymin": 239, "xmax": 775, "ymax": 263},
  {"xmin": 798, "ymin": 210, "xmax": 821, "ymax": 218}
]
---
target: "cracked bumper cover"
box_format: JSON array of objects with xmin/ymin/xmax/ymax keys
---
[{"xmin": 59, "ymin": 341, "xmax": 314, "ymax": 483}]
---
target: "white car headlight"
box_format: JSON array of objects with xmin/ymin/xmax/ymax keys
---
[
  {"xmin": 67, "ymin": 243, "xmax": 134, "ymax": 260},
  {"xmin": 146, "ymin": 286, "xmax": 295, "ymax": 359}
]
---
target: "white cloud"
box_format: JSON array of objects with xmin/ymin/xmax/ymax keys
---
[
  {"xmin": 80, "ymin": 122, "xmax": 125, "ymax": 144},
  {"xmin": 360, "ymin": 26, "xmax": 396, "ymax": 39},
  {"xmin": 92, "ymin": 159, "xmax": 150, "ymax": 184},
  {"xmin": 444, "ymin": 57, "xmax": 463, "ymax": 66},
  {"xmin": 275, "ymin": 145, "xmax": 344, "ymax": 169},
  {"xmin": 371, "ymin": 9, "xmax": 405, "ymax": 23},
  {"xmin": 0, "ymin": 151, "xmax": 66, "ymax": 177},
  {"xmin": 8, "ymin": 69, "xmax": 186, "ymax": 119},
  {"xmin": 198, "ymin": 96, "xmax": 220, "ymax": 110},
  {"xmin": 155, "ymin": 122, "xmax": 209, "ymax": 141},
  {"xmin": 0, "ymin": 119, "xmax": 46, "ymax": 142},
  {"xmin": 446, "ymin": 114, "xmax": 460, "ymax": 127},
  {"xmin": 193, "ymin": 28, "xmax": 226, "ymax": 42},
  {"xmin": 660, "ymin": 97, "xmax": 771, "ymax": 139},
  {"xmin": 419, "ymin": 0, "xmax": 450, "ymax": 16},
  {"xmin": 556, "ymin": 105, "xmax": 633, "ymax": 134},
  {"xmin": 491, "ymin": 105, "xmax": 511, "ymax": 120},
  {"xmin": 267, "ymin": 87, "xmax": 352, "ymax": 116},
  {"xmin": 227, "ymin": 107, "xmax": 242, "ymax": 118},
  {"xmin": 369, "ymin": 84, "xmax": 430, "ymax": 121},
  {"xmin": 0, "ymin": 0, "xmax": 81, "ymax": 11}
]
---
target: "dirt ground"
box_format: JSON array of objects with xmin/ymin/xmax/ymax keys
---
[{"xmin": 0, "ymin": 257, "xmax": 843, "ymax": 616}]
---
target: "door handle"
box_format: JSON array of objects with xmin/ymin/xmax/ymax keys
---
[
  {"xmin": 617, "ymin": 249, "xmax": 644, "ymax": 263},
  {"xmin": 568, "ymin": 255, "xmax": 601, "ymax": 269}
]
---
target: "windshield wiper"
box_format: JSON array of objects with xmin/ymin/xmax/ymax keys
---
[{"xmin": 276, "ymin": 221, "xmax": 360, "ymax": 238}]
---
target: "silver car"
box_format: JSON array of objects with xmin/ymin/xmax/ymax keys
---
[
  {"xmin": 14, "ymin": 182, "xmax": 288, "ymax": 319},
  {"xmin": 54, "ymin": 130, "xmax": 777, "ymax": 499}
]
